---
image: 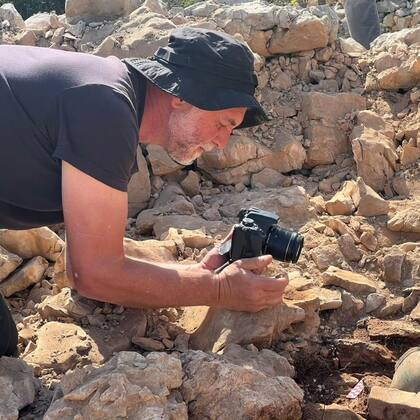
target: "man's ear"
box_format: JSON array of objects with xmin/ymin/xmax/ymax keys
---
[{"xmin": 171, "ymin": 96, "xmax": 193, "ymax": 111}]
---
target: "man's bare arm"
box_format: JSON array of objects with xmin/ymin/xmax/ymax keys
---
[{"xmin": 62, "ymin": 162, "xmax": 287, "ymax": 312}]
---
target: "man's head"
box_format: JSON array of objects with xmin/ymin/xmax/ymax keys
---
[{"xmin": 140, "ymin": 82, "xmax": 246, "ymax": 165}]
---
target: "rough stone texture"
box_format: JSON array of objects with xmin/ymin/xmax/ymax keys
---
[
  {"xmin": 353, "ymin": 177, "xmax": 389, "ymax": 217},
  {"xmin": 310, "ymin": 244, "xmax": 346, "ymax": 270},
  {"xmin": 382, "ymin": 252, "xmax": 405, "ymax": 283},
  {"xmin": 161, "ymin": 227, "xmax": 214, "ymax": 249},
  {"xmin": 184, "ymin": 304, "xmax": 305, "ymax": 352},
  {"xmin": 251, "ymin": 168, "xmax": 285, "ymax": 188},
  {"xmin": 387, "ymin": 204, "xmax": 420, "ymax": 233},
  {"xmin": 0, "ymin": 245, "xmax": 22, "ymax": 282},
  {"xmin": 0, "ymin": 357, "xmax": 38, "ymax": 420},
  {"xmin": 322, "ymin": 266, "xmax": 377, "ymax": 293},
  {"xmin": 24, "ymin": 321, "xmax": 104, "ymax": 373},
  {"xmin": 44, "ymin": 351, "xmax": 187, "ymax": 419},
  {"xmin": 300, "ymin": 92, "xmax": 366, "ymax": 167},
  {"xmin": 338, "ymin": 234, "xmax": 363, "ymax": 262},
  {"xmin": 0, "ymin": 227, "xmax": 64, "ymax": 261},
  {"xmin": 127, "ymin": 146, "xmax": 151, "ymax": 217},
  {"xmin": 24, "ymin": 12, "xmax": 59, "ymax": 32},
  {"xmin": 367, "ymin": 318, "xmax": 420, "ymax": 340},
  {"xmin": 356, "ymin": 110, "xmax": 394, "ymax": 140},
  {"xmin": 180, "ymin": 170, "xmax": 201, "ymax": 197},
  {"xmin": 325, "ymin": 181, "xmax": 357, "ymax": 216},
  {"xmin": 0, "ymin": 3, "xmax": 25, "ymax": 29},
  {"xmin": 306, "ymin": 402, "xmax": 366, "ymax": 419},
  {"xmin": 147, "ymin": 144, "xmax": 183, "ymax": 175},
  {"xmin": 366, "ymin": 293, "xmax": 386, "ymax": 313},
  {"xmin": 124, "ymin": 237, "xmax": 178, "ymax": 262},
  {"xmin": 181, "ymin": 350, "xmax": 304, "ymax": 420},
  {"xmin": 66, "ymin": 0, "xmax": 141, "ymax": 24},
  {"xmin": 351, "ymin": 126, "xmax": 398, "ymax": 192},
  {"xmin": 0, "ymin": 256, "xmax": 48, "ymax": 297},
  {"xmin": 368, "ymin": 386, "xmax": 420, "ymax": 420}
]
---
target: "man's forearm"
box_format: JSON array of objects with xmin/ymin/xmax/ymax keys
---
[{"xmin": 75, "ymin": 256, "xmax": 219, "ymax": 308}]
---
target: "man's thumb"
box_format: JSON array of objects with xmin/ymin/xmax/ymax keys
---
[{"xmin": 236, "ymin": 255, "xmax": 273, "ymax": 270}]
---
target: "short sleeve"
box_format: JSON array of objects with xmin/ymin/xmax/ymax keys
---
[{"xmin": 53, "ymin": 85, "xmax": 139, "ymax": 192}]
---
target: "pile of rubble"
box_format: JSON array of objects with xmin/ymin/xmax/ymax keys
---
[{"xmin": 0, "ymin": 0, "xmax": 419, "ymax": 419}]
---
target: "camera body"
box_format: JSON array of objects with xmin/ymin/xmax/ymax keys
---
[{"xmin": 219, "ymin": 207, "xmax": 304, "ymax": 264}]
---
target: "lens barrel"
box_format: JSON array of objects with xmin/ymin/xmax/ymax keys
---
[{"xmin": 265, "ymin": 226, "xmax": 304, "ymax": 263}]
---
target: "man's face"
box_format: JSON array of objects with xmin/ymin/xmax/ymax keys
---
[{"xmin": 165, "ymin": 106, "xmax": 247, "ymax": 165}]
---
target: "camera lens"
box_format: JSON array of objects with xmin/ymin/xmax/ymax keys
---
[{"xmin": 265, "ymin": 226, "xmax": 304, "ymax": 263}]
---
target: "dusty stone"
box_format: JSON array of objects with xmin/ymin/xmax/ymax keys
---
[
  {"xmin": 180, "ymin": 171, "xmax": 200, "ymax": 197},
  {"xmin": 353, "ymin": 177, "xmax": 389, "ymax": 217},
  {"xmin": 44, "ymin": 351, "xmax": 186, "ymax": 419},
  {"xmin": 360, "ymin": 231, "xmax": 378, "ymax": 251},
  {"xmin": 183, "ymin": 304, "xmax": 305, "ymax": 352},
  {"xmin": 181, "ymin": 350, "xmax": 304, "ymax": 420},
  {"xmin": 367, "ymin": 318, "xmax": 420, "ymax": 340},
  {"xmin": 323, "ymin": 219, "xmax": 359, "ymax": 244},
  {"xmin": 374, "ymin": 297, "xmax": 404, "ymax": 318},
  {"xmin": 356, "ymin": 110, "xmax": 394, "ymax": 140},
  {"xmin": 410, "ymin": 301, "xmax": 420, "ymax": 321},
  {"xmin": 339, "ymin": 37, "xmax": 366, "ymax": 57},
  {"xmin": 382, "ymin": 252, "xmax": 405, "ymax": 283},
  {"xmin": 351, "ymin": 126, "xmax": 398, "ymax": 192},
  {"xmin": 132, "ymin": 336, "xmax": 165, "ymax": 351},
  {"xmin": 335, "ymin": 339, "xmax": 395, "ymax": 368},
  {"xmin": 24, "ymin": 321, "xmax": 103, "ymax": 373},
  {"xmin": 400, "ymin": 144, "xmax": 420, "ymax": 166},
  {"xmin": 387, "ymin": 205, "xmax": 420, "ymax": 233},
  {"xmin": 0, "ymin": 257, "xmax": 48, "ymax": 297},
  {"xmin": 366, "ymin": 293, "xmax": 386, "ymax": 313},
  {"xmin": 306, "ymin": 402, "xmax": 365, "ymax": 419},
  {"xmin": 38, "ymin": 288, "xmax": 94, "ymax": 319},
  {"xmin": 0, "ymin": 245, "xmax": 22, "ymax": 282},
  {"xmin": 310, "ymin": 244, "xmax": 346, "ymax": 271},
  {"xmin": 0, "ymin": 227, "xmax": 64, "ymax": 261},
  {"xmin": 251, "ymin": 168, "xmax": 285, "ymax": 188},
  {"xmin": 368, "ymin": 386, "xmax": 420, "ymax": 420},
  {"xmin": 221, "ymin": 344, "xmax": 295, "ymax": 378},
  {"xmin": 124, "ymin": 237, "xmax": 178, "ymax": 263},
  {"xmin": 25, "ymin": 12, "xmax": 58, "ymax": 32},
  {"xmin": 161, "ymin": 227, "xmax": 214, "ymax": 249},
  {"xmin": 127, "ymin": 147, "xmax": 151, "ymax": 217},
  {"xmin": 147, "ymin": 144, "xmax": 183, "ymax": 175},
  {"xmin": 15, "ymin": 29, "xmax": 38, "ymax": 46},
  {"xmin": 338, "ymin": 234, "xmax": 363, "ymax": 262},
  {"xmin": 0, "ymin": 3, "xmax": 25, "ymax": 29},
  {"xmin": 325, "ymin": 181, "xmax": 357, "ymax": 216},
  {"xmin": 0, "ymin": 357, "xmax": 38, "ymax": 420},
  {"xmin": 322, "ymin": 266, "xmax": 377, "ymax": 293},
  {"xmin": 286, "ymin": 287, "xmax": 342, "ymax": 312}
]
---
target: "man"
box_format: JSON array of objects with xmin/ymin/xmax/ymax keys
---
[{"xmin": 0, "ymin": 28, "xmax": 288, "ymax": 357}]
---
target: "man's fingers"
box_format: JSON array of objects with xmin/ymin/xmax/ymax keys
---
[
  {"xmin": 235, "ymin": 255, "xmax": 273, "ymax": 271},
  {"xmin": 259, "ymin": 276, "xmax": 289, "ymax": 292}
]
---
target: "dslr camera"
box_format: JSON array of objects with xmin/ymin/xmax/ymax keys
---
[{"xmin": 219, "ymin": 207, "xmax": 304, "ymax": 266}]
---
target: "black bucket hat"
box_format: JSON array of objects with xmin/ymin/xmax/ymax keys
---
[{"xmin": 123, "ymin": 27, "xmax": 268, "ymax": 129}]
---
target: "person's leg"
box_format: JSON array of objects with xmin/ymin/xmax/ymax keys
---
[
  {"xmin": 0, "ymin": 294, "xmax": 18, "ymax": 356},
  {"xmin": 391, "ymin": 347, "xmax": 420, "ymax": 393},
  {"xmin": 344, "ymin": 0, "xmax": 381, "ymax": 49}
]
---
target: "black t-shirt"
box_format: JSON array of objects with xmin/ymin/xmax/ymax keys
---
[{"xmin": 0, "ymin": 45, "xmax": 147, "ymax": 229}]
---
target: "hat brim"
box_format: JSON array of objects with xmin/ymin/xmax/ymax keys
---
[{"xmin": 124, "ymin": 58, "xmax": 268, "ymax": 129}]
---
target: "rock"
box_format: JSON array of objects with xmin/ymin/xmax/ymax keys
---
[
  {"xmin": 374, "ymin": 297, "xmax": 404, "ymax": 318},
  {"xmin": 251, "ymin": 168, "xmax": 285, "ymax": 188},
  {"xmin": 221, "ymin": 344, "xmax": 295, "ymax": 378},
  {"xmin": 330, "ymin": 290, "xmax": 364, "ymax": 324},
  {"xmin": 180, "ymin": 171, "xmax": 201, "ymax": 197},
  {"xmin": 338, "ymin": 234, "xmax": 363, "ymax": 262},
  {"xmin": 306, "ymin": 402, "xmax": 365, "ymax": 420},
  {"xmin": 368, "ymin": 386, "xmax": 420, "ymax": 420},
  {"xmin": 325, "ymin": 181, "xmax": 357, "ymax": 216},
  {"xmin": 0, "ymin": 257, "xmax": 48, "ymax": 297},
  {"xmin": 143, "ymin": 0, "xmax": 167, "ymax": 16},
  {"xmin": 301, "ymin": 92, "xmax": 366, "ymax": 167},
  {"xmin": 367, "ymin": 319, "xmax": 420, "ymax": 340},
  {"xmin": 15, "ymin": 30, "xmax": 38, "ymax": 46},
  {"xmin": 289, "ymin": 293, "xmax": 320, "ymax": 338},
  {"xmin": 184, "ymin": 304, "xmax": 305, "ymax": 352},
  {"xmin": 127, "ymin": 147, "xmax": 151, "ymax": 217},
  {"xmin": 411, "ymin": 301, "xmax": 420, "ymax": 321},
  {"xmin": 0, "ymin": 357, "xmax": 38, "ymax": 420},
  {"xmin": 353, "ymin": 177, "xmax": 389, "ymax": 217},
  {"xmin": 387, "ymin": 205, "xmax": 420, "ymax": 233},
  {"xmin": 0, "ymin": 3, "xmax": 25, "ymax": 29},
  {"xmin": 181, "ymin": 350, "xmax": 304, "ymax": 419},
  {"xmin": 351, "ymin": 126, "xmax": 398, "ymax": 192},
  {"xmin": 0, "ymin": 227, "xmax": 64, "ymax": 261},
  {"xmin": 25, "ymin": 12, "xmax": 58, "ymax": 32},
  {"xmin": 161, "ymin": 227, "xmax": 214, "ymax": 249},
  {"xmin": 335, "ymin": 339, "xmax": 395, "ymax": 367},
  {"xmin": 38, "ymin": 288, "xmax": 94, "ymax": 319},
  {"xmin": 382, "ymin": 252, "xmax": 405, "ymax": 283},
  {"xmin": 360, "ymin": 231, "xmax": 378, "ymax": 251},
  {"xmin": 400, "ymin": 144, "xmax": 420, "ymax": 166},
  {"xmin": 132, "ymin": 336, "xmax": 165, "ymax": 351},
  {"xmin": 322, "ymin": 266, "xmax": 377, "ymax": 293},
  {"xmin": 356, "ymin": 110, "xmax": 394, "ymax": 140},
  {"xmin": 0, "ymin": 245, "xmax": 22, "ymax": 282},
  {"xmin": 44, "ymin": 351, "xmax": 186, "ymax": 419},
  {"xmin": 323, "ymin": 219, "xmax": 359, "ymax": 243},
  {"xmin": 124, "ymin": 237, "xmax": 178, "ymax": 262},
  {"xmin": 65, "ymin": 0, "xmax": 141, "ymax": 24},
  {"xmin": 366, "ymin": 293, "xmax": 386, "ymax": 313},
  {"xmin": 285, "ymin": 287, "xmax": 342, "ymax": 311},
  {"xmin": 310, "ymin": 244, "xmax": 346, "ymax": 271},
  {"xmin": 146, "ymin": 144, "xmax": 183, "ymax": 175},
  {"xmin": 339, "ymin": 37, "xmax": 366, "ymax": 57}
]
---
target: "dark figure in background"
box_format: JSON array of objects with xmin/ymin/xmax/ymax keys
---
[{"xmin": 344, "ymin": 0, "xmax": 381, "ymax": 49}]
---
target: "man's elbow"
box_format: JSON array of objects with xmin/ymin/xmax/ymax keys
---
[{"xmin": 68, "ymin": 267, "xmax": 104, "ymax": 301}]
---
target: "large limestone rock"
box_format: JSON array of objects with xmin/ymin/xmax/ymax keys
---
[
  {"xmin": 124, "ymin": 237, "xmax": 178, "ymax": 262},
  {"xmin": 181, "ymin": 350, "xmax": 304, "ymax": 419},
  {"xmin": 0, "ymin": 358, "xmax": 38, "ymax": 420},
  {"xmin": 322, "ymin": 266, "xmax": 377, "ymax": 293},
  {"xmin": 0, "ymin": 256, "xmax": 48, "ymax": 297},
  {"xmin": 351, "ymin": 126, "xmax": 398, "ymax": 192},
  {"xmin": 127, "ymin": 146, "xmax": 151, "ymax": 217},
  {"xmin": 0, "ymin": 227, "xmax": 64, "ymax": 261},
  {"xmin": 184, "ymin": 304, "xmax": 305, "ymax": 352},
  {"xmin": 24, "ymin": 12, "xmax": 59, "ymax": 32},
  {"xmin": 66, "ymin": 0, "xmax": 141, "ymax": 24},
  {"xmin": 0, "ymin": 3, "xmax": 25, "ymax": 29},
  {"xmin": 0, "ymin": 245, "xmax": 22, "ymax": 282},
  {"xmin": 368, "ymin": 386, "xmax": 420, "ymax": 420},
  {"xmin": 44, "ymin": 351, "xmax": 187, "ymax": 419},
  {"xmin": 325, "ymin": 181, "xmax": 357, "ymax": 216},
  {"xmin": 300, "ymin": 92, "xmax": 366, "ymax": 167},
  {"xmin": 353, "ymin": 177, "xmax": 389, "ymax": 217},
  {"xmin": 387, "ymin": 203, "xmax": 420, "ymax": 233}
]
